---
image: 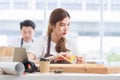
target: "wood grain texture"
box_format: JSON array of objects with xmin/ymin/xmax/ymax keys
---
[{"xmin": 50, "ymin": 64, "xmax": 120, "ymax": 74}]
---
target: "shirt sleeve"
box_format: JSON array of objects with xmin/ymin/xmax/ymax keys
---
[{"xmin": 28, "ymin": 38, "xmax": 45, "ymax": 59}]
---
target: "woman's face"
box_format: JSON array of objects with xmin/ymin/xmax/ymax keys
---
[{"xmin": 52, "ymin": 17, "xmax": 70, "ymax": 38}]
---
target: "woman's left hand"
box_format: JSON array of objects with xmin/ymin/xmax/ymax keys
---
[
  {"xmin": 0, "ymin": 68, "xmax": 3, "ymax": 75},
  {"xmin": 76, "ymin": 56, "xmax": 85, "ymax": 64}
]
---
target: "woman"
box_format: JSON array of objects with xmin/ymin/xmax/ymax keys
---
[{"xmin": 28, "ymin": 8, "xmax": 84, "ymax": 64}]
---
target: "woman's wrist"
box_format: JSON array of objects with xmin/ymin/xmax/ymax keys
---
[{"xmin": 47, "ymin": 54, "xmax": 59, "ymax": 60}]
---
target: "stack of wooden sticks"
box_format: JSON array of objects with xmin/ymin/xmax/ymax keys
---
[{"xmin": 0, "ymin": 47, "xmax": 15, "ymax": 61}]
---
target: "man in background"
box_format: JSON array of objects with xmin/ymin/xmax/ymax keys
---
[{"xmin": 9, "ymin": 19, "xmax": 36, "ymax": 51}]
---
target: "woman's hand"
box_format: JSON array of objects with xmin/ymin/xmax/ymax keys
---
[
  {"xmin": 54, "ymin": 52, "xmax": 69, "ymax": 60},
  {"xmin": 76, "ymin": 56, "xmax": 85, "ymax": 64},
  {"xmin": 48, "ymin": 52, "xmax": 71, "ymax": 61},
  {"xmin": 54, "ymin": 52, "xmax": 75, "ymax": 63},
  {"xmin": 0, "ymin": 68, "xmax": 3, "ymax": 75}
]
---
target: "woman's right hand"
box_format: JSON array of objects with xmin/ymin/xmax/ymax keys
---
[
  {"xmin": 76, "ymin": 56, "xmax": 85, "ymax": 64},
  {"xmin": 54, "ymin": 52, "xmax": 72, "ymax": 61}
]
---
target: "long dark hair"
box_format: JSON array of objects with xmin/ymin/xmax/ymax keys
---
[{"xmin": 47, "ymin": 8, "xmax": 70, "ymax": 53}]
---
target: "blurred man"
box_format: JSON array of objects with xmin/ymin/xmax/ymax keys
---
[{"xmin": 9, "ymin": 20, "xmax": 36, "ymax": 50}]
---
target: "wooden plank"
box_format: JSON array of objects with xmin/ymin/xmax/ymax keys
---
[
  {"xmin": 50, "ymin": 64, "xmax": 120, "ymax": 74},
  {"xmin": 106, "ymin": 66, "xmax": 120, "ymax": 74}
]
